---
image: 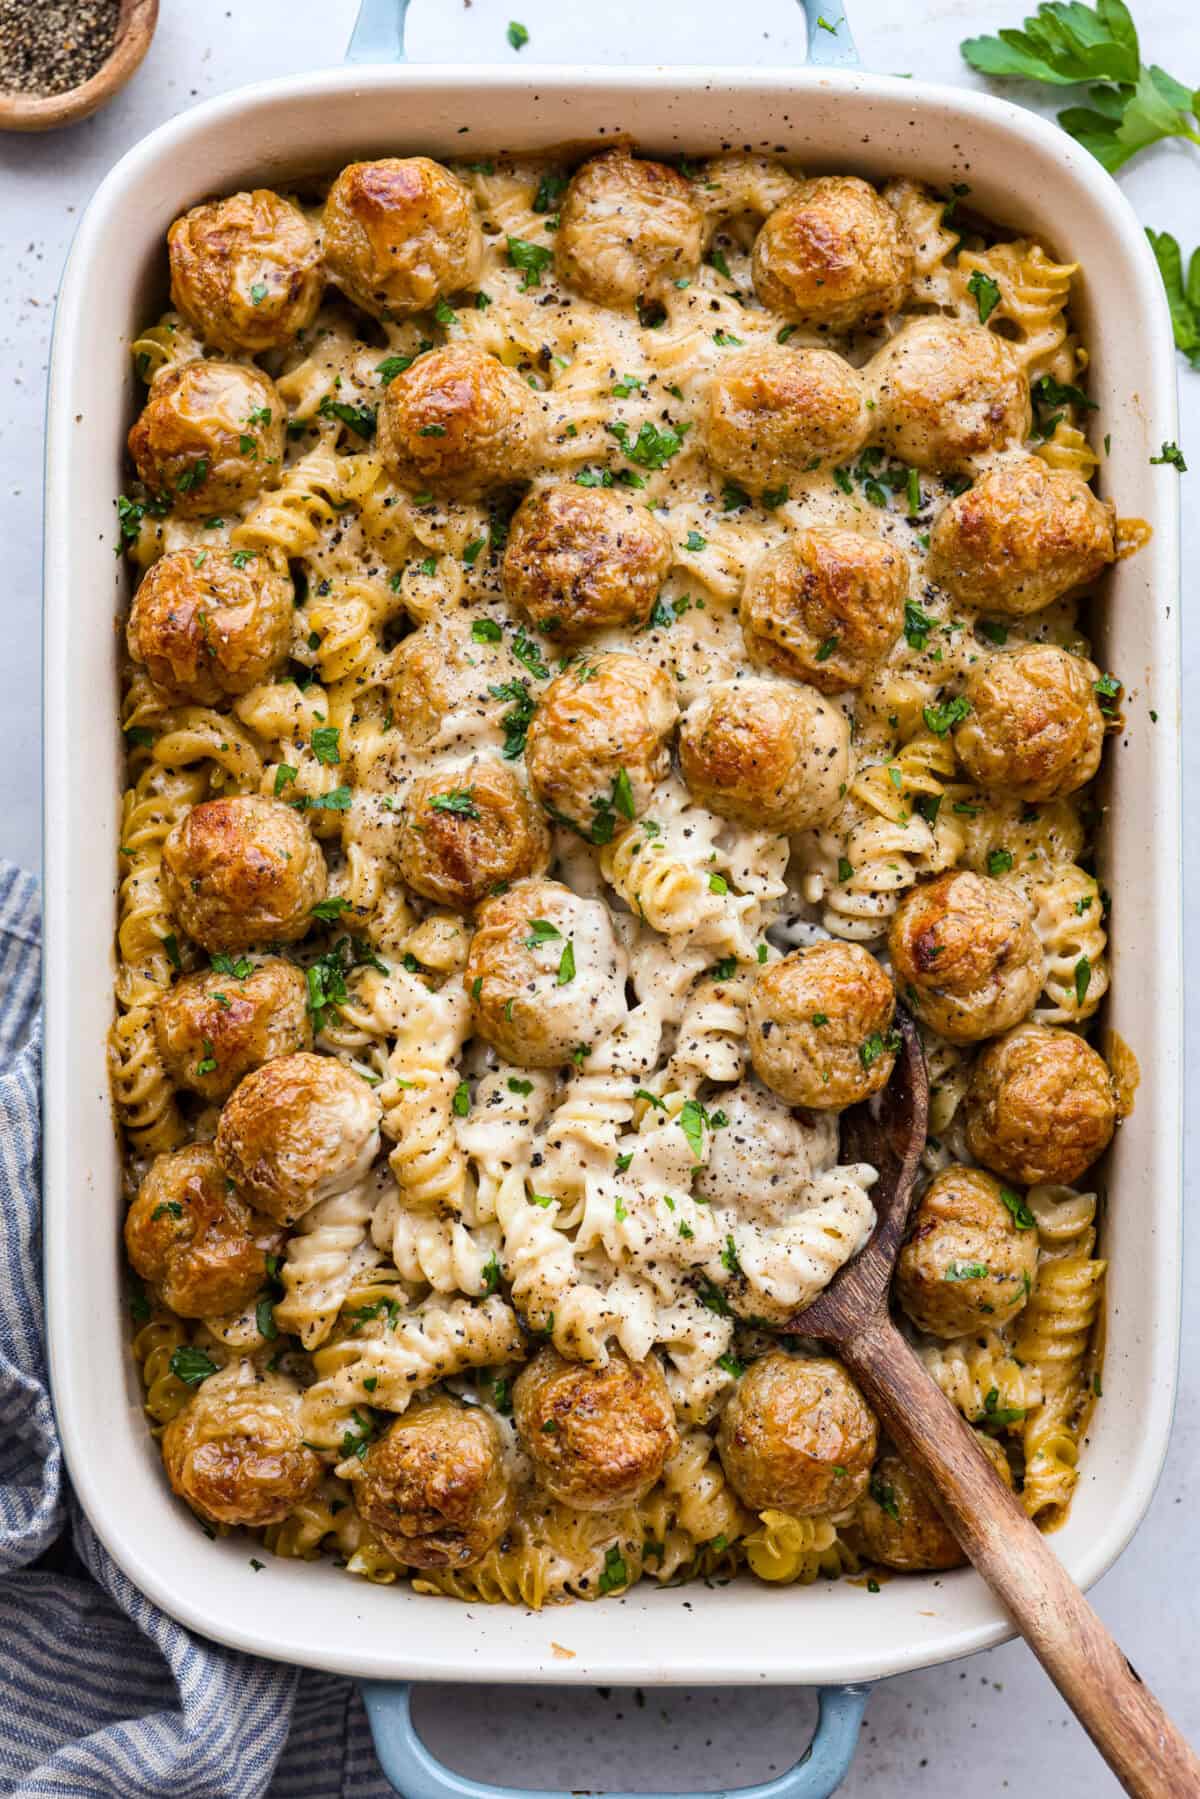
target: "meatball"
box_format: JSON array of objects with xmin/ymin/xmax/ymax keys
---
[
  {"xmin": 321, "ymin": 157, "xmax": 482, "ymax": 318},
  {"xmin": 513, "ymin": 1346, "xmax": 678, "ymax": 1510},
  {"xmin": 954, "ymin": 644, "xmax": 1105, "ymax": 803},
  {"xmin": 707, "ymin": 347, "xmax": 870, "ymax": 492},
  {"xmin": 896, "ymin": 1164, "xmax": 1039, "ymax": 1337},
  {"xmin": 555, "ymin": 147, "xmax": 703, "ymax": 308},
  {"xmin": 853, "ymin": 1438, "xmax": 1012, "ymax": 1572},
  {"xmin": 161, "ymin": 795, "xmax": 327, "ymax": 953},
  {"xmin": 378, "ymin": 343, "xmax": 539, "ymax": 497},
  {"xmin": 395, "ymin": 756, "xmax": 550, "ymax": 911},
  {"xmin": 927, "ymin": 455, "xmax": 1117, "ymax": 616},
  {"xmin": 167, "ymin": 188, "xmax": 324, "ymax": 353},
  {"xmin": 695, "ymin": 1079, "xmax": 839, "ymax": 1219},
  {"xmin": 889, "ymin": 870, "xmax": 1043, "ymax": 1044},
  {"xmin": 502, "ymin": 484, "xmax": 673, "ymax": 637},
  {"xmin": 961, "ymin": 1021, "xmax": 1116, "ymax": 1187},
  {"xmin": 383, "ymin": 613, "xmax": 511, "ymax": 753},
  {"xmin": 215, "ymin": 1050, "xmax": 383, "ymax": 1224},
  {"xmin": 162, "ymin": 1363, "xmax": 322, "ymax": 1528},
  {"xmin": 752, "ymin": 176, "xmax": 913, "ymax": 332},
  {"xmin": 679, "ymin": 678, "xmax": 849, "ymax": 833},
  {"xmin": 127, "ymin": 360, "xmax": 284, "ymax": 517},
  {"xmin": 124, "ymin": 1142, "xmax": 283, "ymax": 1318},
  {"xmin": 868, "ymin": 318, "xmax": 1030, "ymax": 472},
  {"xmin": 523, "ymin": 651, "xmax": 677, "ymax": 834},
  {"xmin": 747, "ymin": 941, "xmax": 898, "ymax": 1110},
  {"xmin": 741, "ymin": 529, "xmax": 908, "ymax": 693},
  {"xmin": 127, "ymin": 549, "xmax": 294, "ymax": 705},
  {"xmin": 153, "ymin": 957, "xmax": 312, "ymax": 1102},
  {"xmin": 464, "ymin": 879, "xmax": 629, "ymax": 1067},
  {"xmin": 716, "ymin": 1352, "xmax": 877, "ymax": 1516},
  {"xmin": 352, "ymin": 1395, "xmax": 513, "ymax": 1568}
]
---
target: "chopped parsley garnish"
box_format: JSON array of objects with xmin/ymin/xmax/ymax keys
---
[
  {"xmin": 1094, "ymin": 672, "xmax": 1122, "ymax": 715},
  {"xmin": 507, "ymin": 234, "xmax": 553, "ymax": 290},
  {"xmin": 943, "ymin": 1261, "xmax": 990, "ymax": 1282},
  {"xmin": 508, "ymin": 1077, "xmax": 534, "ymax": 1095},
  {"xmin": 452, "ymin": 1080, "xmax": 471, "ymax": 1118},
  {"xmin": 169, "ymin": 1346, "xmax": 219, "ymax": 1387},
  {"xmin": 472, "ymin": 617, "xmax": 502, "ymax": 643},
  {"xmin": 482, "ymin": 1253, "xmax": 501, "ymax": 1296},
  {"xmin": 762, "ymin": 485, "xmax": 789, "ymax": 510},
  {"xmin": 311, "ymin": 725, "xmax": 340, "ymax": 766},
  {"xmin": 922, "ymin": 695, "xmax": 971, "ymax": 737},
  {"xmin": 859, "ymin": 1030, "xmax": 901, "ymax": 1070},
  {"xmin": 556, "ymin": 940, "xmax": 576, "ymax": 985},
  {"xmin": 256, "ymin": 1295, "xmax": 279, "ymax": 1340},
  {"xmin": 711, "ymin": 956, "xmax": 738, "ymax": 981},
  {"xmin": 869, "ymin": 1473, "xmax": 900, "ymax": 1520},
  {"xmin": 979, "ymin": 620, "xmax": 1009, "ymax": 646},
  {"xmin": 721, "ymin": 482, "xmax": 751, "ymax": 510},
  {"xmin": 311, "ymin": 897, "xmax": 352, "ymax": 922},
  {"xmin": 429, "ymin": 788, "xmax": 479, "ymax": 819},
  {"xmin": 815, "ymin": 635, "xmax": 839, "ymax": 663},
  {"xmin": 967, "ymin": 268, "xmax": 1002, "ymax": 323},
  {"xmin": 524, "ymin": 919, "xmax": 562, "ymax": 949},
  {"xmin": 708, "ymin": 873, "xmax": 728, "ymax": 895},
  {"xmin": 987, "ymin": 849, "xmax": 1014, "ymax": 877},
  {"xmin": 696, "ymin": 1275, "xmax": 732, "ymax": 1317},
  {"xmin": 511, "ymin": 630, "xmax": 550, "ymax": 680},
  {"xmin": 290, "ymin": 785, "xmax": 352, "ymax": 813},
  {"xmin": 162, "ymin": 932, "xmax": 182, "ymax": 971},
  {"xmin": 904, "ymin": 600, "xmax": 935, "ymax": 651},
  {"xmin": 195, "ymin": 1040, "xmax": 218, "ymax": 1077},
  {"xmin": 607, "ymin": 418, "xmax": 690, "ymax": 469},
  {"xmin": 683, "ymin": 530, "xmax": 707, "ymax": 551},
  {"xmin": 489, "ymin": 677, "xmax": 536, "ymax": 758},
  {"xmin": 597, "ymin": 1545, "xmax": 629, "ymax": 1595},
  {"xmin": 317, "ymin": 394, "xmax": 377, "ymax": 437},
  {"xmin": 175, "ymin": 458, "xmax": 209, "ymax": 494},
  {"xmin": 340, "ymin": 1409, "xmax": 376, "ymax": 1463},
  {"xmin": 1000, "ymin": 1187, "xmax": 1036, "ymax": 1231},
  {"xmin": 716, "ymin": 1352, "xmax": 746, "ymax": 1378},
  {"xmin": 1074, "ymin": 954, "xmax": 1092, "ymax": 1009},
  {"xmin": 377, "ymin": 354, "xmax": 415, "ymax": 383},
  {"xmin": 506, "ymin": 19, "xmax": 529, "ymax": 49},
  {"xmin": 250, "ymin": 280, "xmax": 268, "ymax": 305},
  {"xmin": 150, "ymin": 1201, "xmax": 183, "ymax": 1222},
  {"xmin": 533, "ymin": 170, "xmax": 568, "ymax": 213},
  {"xmin": 720, "ymin": 1234, "xmax": 742, "ymax": 1276}
]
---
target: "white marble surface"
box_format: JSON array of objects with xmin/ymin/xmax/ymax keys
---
[{"xmin": 2, "ymin": 1, "xmax": 1196, "ymax": 1792}]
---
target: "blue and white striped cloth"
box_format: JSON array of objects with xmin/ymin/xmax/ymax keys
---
[{"xmin": 0, "ymin": 864, "xmax": 395, "ymax": 1798}]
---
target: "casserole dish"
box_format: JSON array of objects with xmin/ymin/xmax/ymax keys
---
[{"xmin": 42, "ymin": 2, "xmax": 1181, "ymax": 1792}]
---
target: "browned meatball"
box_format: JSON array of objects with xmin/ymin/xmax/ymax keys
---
[
  {"xmin": 352, "ymin": 1395, "xmax": 513, "ymax": 1568},
  {"xmin": 124, "ymin": 1142, "xmax": 283, "ymax": 1318},
  {"xmin": 127, "ymin": 361, "xmax": 284, "ymax": 517},
  {"xmin": 896, "ymin": 1164, "xmax": 1039, "ymax": 1337},
  {"xmin": 679, "ymin": 677, "xmax": 849, "ymax": 833},
  {"xmin": 513, "ymin": 1346, "xmax": 678, "ymax": 1510},
  {"xmin": 383, "ymin": 614, "xmax": 511, "ymax": 753},
  {"xmin": 168, "ymin": 188, "xmax": 324, "ymax": 353},
  {"xmin": 962, "ymin": 1021, "xmax": 1116, "ymax": 1187},
  {"xmin": 752, "ymin": 176, "xmax": 913, "ymax": 332},
  {"xmin": 127, "ymin": 549, "xmax": 294, "ymax": 705},
  {"xmin": 162, "ymin": 1364, "xmax": 323, "ymax": 1528},
  {"xmin": 747, "ymin": 942, "xmax": 897, "ymax": 1110},
  {"xmin": 868, "ymin": 319, "xmax": 1030, "ymax": 472},
  {"xmin": 215, "ymin": 1050, "xmax": 383, "ymax": 1224},
  {"xmin": 502, "ymin": 484, "xmax": 673, "ymax": 637},
  {"xmin": 889, "ymin": 870, "xmax": 1042, "ymax": 1044},
  {"xmin": 378, "ymin": 343, "xmax": 539, "ymax": 497},
  {"xmin": 707, "ymin": 348, "xmax": 870, "ymax": 492},
  {"xmin": 927, "ymin": 455, "xmax": 1117, "ymax": 616},
  {"xmin": 161, "ymin": 795, "xmax": 327, "ymax": 953},
  {"xmin": 153, "ymin": 957, "xmax": 312, "ymax": 1102},
  {"xmin": 395, "ymin": 756, "xmax": 550, "ymax": 911},
  {"xmin": 322, "ymin": 157, "xmax": 482, "ymax": 319},
  {"xmin": 717, "ymin": 1352, "xmax": 877, "ymax": 1516},
  {"xmin": 523, "ymin": 651, "xmax": 677, "ymax": 833},
  {"xmin": 555, "ymin": 147, "xmax": 703, "ymax": 308},
  {"xmin": 741, "ymin": 529, "xmax": 908, "ymax": 693},
  {"xmin": 464, "ymin": 878, "xmax": 629, "ymax": 1067},
  {"xmin": 954, "ymin": 644, "xmax": 1105, "ymax": 803},
  {"xmin": 853, "ymin": 1438, "xmax": 1012, "ymax": 1572}
]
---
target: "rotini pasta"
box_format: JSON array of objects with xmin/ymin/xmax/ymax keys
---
[{"xmin": 114, "ymin": 141, "xmax": 1129, "ymax": 1605}]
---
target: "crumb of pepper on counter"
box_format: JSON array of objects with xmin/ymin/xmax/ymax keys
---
[{"xmin": 0, "ymin": 0, "xmax": 121, "ymax": 96}]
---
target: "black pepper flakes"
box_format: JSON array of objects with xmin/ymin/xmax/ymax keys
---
[{"xmin": 0, "ymin": 0, "xmax": 121, "ymax": 96}]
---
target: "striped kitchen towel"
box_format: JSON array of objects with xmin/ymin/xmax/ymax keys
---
[{"xmin": 0, "ymin": 864, "xmax": 394, "ymax": 1799}]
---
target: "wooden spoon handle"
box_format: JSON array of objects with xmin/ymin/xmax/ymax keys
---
[{"xmin": 841, "ymin": 1315, "xmax": 1200, "ymax": 1797}]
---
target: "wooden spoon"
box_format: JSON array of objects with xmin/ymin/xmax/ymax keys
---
[
  {"xmin": 0, "ymin": 0, "xmax": 158, "ymax": 133},
  {"xmin": 789, "ymin": 1007, "xmax": 1200, "ymax": 1797}
]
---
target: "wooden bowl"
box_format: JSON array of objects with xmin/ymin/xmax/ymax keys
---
[{"xmin": 0, "ymin": 0, "xmax": 158, "ymax": 132}]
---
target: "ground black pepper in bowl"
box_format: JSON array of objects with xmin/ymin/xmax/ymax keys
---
[{"xmin": 0, "ymin": 0, "xmax": 122, "ymax": 97}]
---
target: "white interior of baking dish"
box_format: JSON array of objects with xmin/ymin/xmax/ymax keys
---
[{"xmin": 43, "ymin": 66, "xmax": 1181, "ymax": 1685}]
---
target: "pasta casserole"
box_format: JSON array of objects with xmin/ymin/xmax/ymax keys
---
[{"xmin": 112, "ymin": 143, "xmax": 1133, "ymax": 1604}]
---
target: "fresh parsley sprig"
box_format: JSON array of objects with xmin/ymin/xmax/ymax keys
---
[
  {"xmin": 1146, "ymin": 230, "xmax": 1200, "ymax": 369},
  {"xmin": 962, "ymin": 1, "xmax": 1200, "ymax": 174}
]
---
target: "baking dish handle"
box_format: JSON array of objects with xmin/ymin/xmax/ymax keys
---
[
  {"xmin": 361, "ymin": 1680, "xmax": 870, "ymax": 1799},
  {"xmin": 346, "ymin": 0, "xmax": 859, "ymax": 66}
]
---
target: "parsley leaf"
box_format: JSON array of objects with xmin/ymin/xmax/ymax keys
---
[
  {"xmin": 556, "ymin": 940, "xmax": 576, "ymax": 985},
  {"xmin": 506, "ymin": 19, "xmax": 529, "ymax": 49},
  {"xmin": 923, "ymin": 695, "xmax": 971, "ymax": 737},
  {"xmin": 1150, "ymin": 440, "xmax": 1188, "ymax": 470},
  {"xmin": 1146, "ymin": 229, "xmax": 1200, "ymax": 369},
  {"xmin": 489, "ymin": 678, "xmax": 536, "ymax": 757},
  {"xmin": 429, "ymin": 788, "xmax": 479, "ymax": 818},
  {"xmin": 967, "ymin": 268, "xmax": 1002, "ymax": 323},
  {"xmin": 169, "ymin": 1345, "xmax": 219, "ymax": 1387},
  {"xmin": 904, "ymin": 600, "xmax": 936, "ymax": 651},
  {"xmin": 317, "ymin": 394, "xmax": 377, "ymax": 437},
  {"xmin": 311, "ymin": 725, "xmax": 340, "ymax": 766},
  {"xmin": 607, "ymin": 418, "xmax": 690, "ymax": 469},
  {"xmin": 507, "ymin": 234, "xmax": 553, "ymax": 290}
]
